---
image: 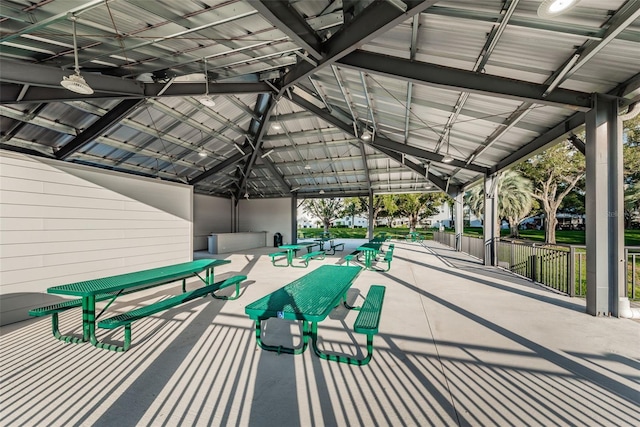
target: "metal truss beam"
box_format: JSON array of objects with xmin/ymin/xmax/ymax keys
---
[
  {"xmin": 251, "ymin": 1, "xmax": 322, "ymax": 60},
  {"xmin": 56, "ymin": 99, "xmax": 145, "ymax": 160},
  {"xmin": 337, "ymin": 50, "xmax": 592, "ymax": 110}
]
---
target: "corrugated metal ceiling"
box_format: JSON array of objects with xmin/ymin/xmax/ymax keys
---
[{"xmin": 1, "ymin": 0, "xmax": 639, "ymax": 200}]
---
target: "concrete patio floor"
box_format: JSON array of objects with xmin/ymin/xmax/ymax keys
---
[{"xmin": 1, "ymin": 239, "xmax": 638, "ymax": 426}]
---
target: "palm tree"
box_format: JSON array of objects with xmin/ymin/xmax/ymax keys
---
[
  {"xmin": 465, "ymin": 170, "xmax": 533, "ymax": 237},
  {"xmin": 342, "ymin": 199, "xmax": 360, "ymax": 228}
]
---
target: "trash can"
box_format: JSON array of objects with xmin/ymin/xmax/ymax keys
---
[{"xmin": 273, "ymin": 232, "xmax": 283, "ymax": 247}]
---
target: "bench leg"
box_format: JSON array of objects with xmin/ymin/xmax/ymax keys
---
[
  {"xmin": 271, "ymin": 256, "xmax": 289, "ymax": 267},
  {"xmin": 92, "ymin": 324, "xmax": 131, "ymax": 352},
  {"xmin": 212, "ymin": 281, "xmax": 241, "ymax": 300},
  {"xmin": 253, "ymin": 320, "xmax": 309, "ymax": 355},
  {"xmin": 50, "ymin": 313, "xmax": 88, "ymax": 344},
  {"xmin": 291, "ymin": 258, "xmax": 310, "ymax": 268},
  {"xmin": 310, "ymin": 322, "xmax": 375, "ymax": 366}
]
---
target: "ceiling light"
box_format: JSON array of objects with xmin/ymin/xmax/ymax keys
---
[
  {"xmin": 198, "ymin": 57, "xmax": 215, "ymax": 107},
  {"xmin": 61, "ymin": 74, "xmax": 93, "ymax": 94},
  {"xmin": 198, "ymin": 151, "xmax": 207, "ymax": 157},
  {"xmin": 361, "ymin": 130, "xmax": 372, "ymax": 141},
  {"xmin": 244, "ymin": 192, "xmax": 249, "ymax": 199},
  {"xmin": 290, "ymin": 186, "xmax": 301, "ymax": 192},
  {"xmin": 442, "ymin": 126, "xmax": 454, "ymax": 163},
  {"xmin": 198, "ymin": 96, "xmax": 215, "ymax": 107},
  {"xmin": 304, "ymin": 164, "xmax": 311, "ymax": 170},
  {"xmin": 319, "ymin": 190, "xmax": 325, "ymax": 194},
  {"xmin": 272, "ymin": 123, "xmax": 282, "ymax": 130},
  {"xmin": 537, "ymin": 0, "xmax": 580, "ymax": 18},
  {"xmin": 60, "ymin": 16, "xmax": 93, "ymax": 95}
]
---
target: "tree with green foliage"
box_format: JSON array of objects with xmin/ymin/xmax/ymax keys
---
[
  {"xmin": 393, "ymin": 192, "xmax": 448, "ymax": 232},
  {"xmin": 624, "ymin": 113, "xmax": 640, "ymax": 227},
  {"xmin": 356, "ymin": 194, "xmax": 397, "ymax": 230},
  {"xmin": 517, "ymin": 141, "xmax": 585, "ymax": 244},
  {"xmin": 342, "ymin": 199, "xmax": 360, "ymax": 228},
  {"xmin": 302, "ymin": 198, "xmax": 345, "ymax": 232},
  {"xmin": 464, "ymin": 170, "xmax": 533, "ymax": 237}
]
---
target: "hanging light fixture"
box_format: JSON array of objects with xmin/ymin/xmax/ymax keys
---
[
  {"xmin": 537, "ymin": 0, "xmax": 581, "ymax": 18},
  {"xmin": 442, "ymin": 127, "xmax": 454, "ymax": 163},
  {"xmin": 60, "ymin": 15, "xmax": 93, "ymax": 95},
  {"xmin": 198, "ymin": 58, "xmax": 216, "ymax": 107},
  {"xmin": 361, "ymin": 130, "xmax": 372, "ymax": 141},
  {"xmin": 272, "ymin": 99, "xmax": 282, "ymax": 130}
]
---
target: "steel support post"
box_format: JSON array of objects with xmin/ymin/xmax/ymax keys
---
[
  {"xmin": 291, "ymin": 194, "xmax": 298, "ymax": 245},
  {"xmin": 483, "ymin": 174, "xmax": 499, "ymax": 266},
  {"xmin": 585, "ymin": 94, "xmax": 624, "ymax": 316},
  {"xmin": 454, "ymin": 192, "xmax": 464, "ymax": 251}
]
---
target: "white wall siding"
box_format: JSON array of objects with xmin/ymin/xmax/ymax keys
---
[
  {"xmin": 0, "ymin": 151, "xmax": 193, "ymax": 325},
  {"xmin": 193, "ymin": 194, "xmax": 232, "ymax": 250},
  {"xmin": 238, "ymin": 198, "xmax": 291, "ymax": 247}
]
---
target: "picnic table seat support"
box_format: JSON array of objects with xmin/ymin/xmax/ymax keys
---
[
  {"xmin": 326, "ymin": 242, "xmax": 345, "ymax": 255},
  {"xmin": 87, "ymin": 275, "xmax": 246, "ymax": 352},
  {"xmin": 293, "ymin": 250, "xmax": 325, "ymax": 268},
  {"xmin": 311, "ymin": 285, "xmax": 386, "ymax": 366},
  {"xmin": 252, "ymin": 319, "xmax": 310, "ymax": 355},
  {"xmin": 268, "ymin": 252, "xmax": 288, "ymax": 267},
  {"xmin": 305, "ymin": 242, "xmax": 322, "ymax": 253},
  {"xmin": 344, "ymin": 251, "xmax": 360, "ymax": 266}
]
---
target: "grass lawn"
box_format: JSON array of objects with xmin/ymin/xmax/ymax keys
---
[
  {"xmin": 460, "ymin": 227, "xmax": 640, "ymax": 247},
  {"xmin": 298, "ymin": 227, "xmax": 435, "ymax": 240},
  {"xmin": 299, "ymin": 227, "xmax": 640, "ymax": 246}
]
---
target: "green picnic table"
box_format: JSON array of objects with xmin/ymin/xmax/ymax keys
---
[
  {"xmin": 275, "ymin": 243, "xmax": 316, "ymax": 267},
  {"xmin": 40, "ymin": 258, "xmax": 230, "ymax": 351},
  {"xmin": 357, "ymin": 242, "xmax": 383, "ymax": 270},
  {"xmin": 405, "ymin": 231, "xmax": 423, "ymax": 242},
  {"xmin": 245, "ymin": 264, "xmax": 386, "ymax": 365}
]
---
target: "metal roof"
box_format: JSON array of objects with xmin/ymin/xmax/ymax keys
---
[{"xmin": 1, "ymin": 0, "xmax": 639, "ymax": 200}]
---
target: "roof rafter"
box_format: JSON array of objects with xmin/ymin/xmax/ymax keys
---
[
  {"xmin": 337, "ymin": 50, "xmax": 592, "ymax": 110},
  {"xmin": 279, "ymin": 1, "xmax": 439, "ymax": 92},
  {"xmin": 56, "ymin": 99, "xmax": 145, "ymax": 159},
  {"xmin": 289, "ymin": 91, "xmax": 459, "ymax": 194},
  {"xmin": 250, "ymin": 1, "xmax": 323, "ymax": 60}
]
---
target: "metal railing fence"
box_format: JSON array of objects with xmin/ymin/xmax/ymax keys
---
[{"xmin": 431, "ymin": 232, "xmax": 639, "ymax": 299}]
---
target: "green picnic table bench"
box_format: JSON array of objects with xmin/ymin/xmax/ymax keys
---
[
  {"xmin": 97, "ymin": 275, "xmax": 246, "ymax": 352},
  {"xmin": 344, "ymin": 250, "xmax": 360, "ymax": 266},
  {"xmin": 405, "ymin": 231, "xmax": 423, "ymax": 242},
  {"xmin": 30, "ymin": 259, "xmax": 240, "ymax": 352},
  {"xmin": 326, "ymin": 241, "xmax": 345, "ymax": 255},
  {"xmin": 296, "ymin": 250, "xmax": 326, "ymax": 267},
  {"xmin": 382, "ymin": 244, "xmax": 395, "ymax": 271}
]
